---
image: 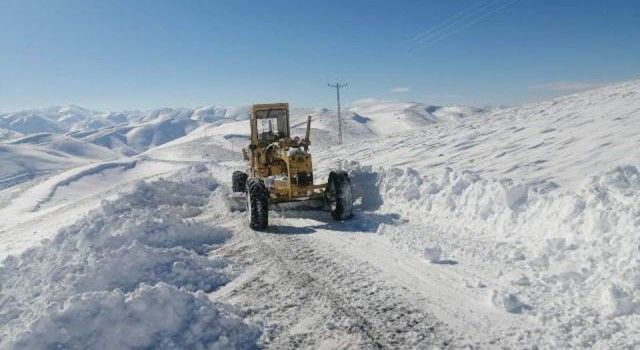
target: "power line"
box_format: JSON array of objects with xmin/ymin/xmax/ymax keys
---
[
  {"xmin": 415, "ymin": 0, "xmax": 519, "ymax": 50},
  {"xmin": 328, "ymin": 82, "xmax": 348, "ymax": 145},
  {"xmin": 408, "ymin": 0, "xmax": 497, "ymax": 44},
  {"xmin": 407, "ymin": 0, "xmax": 518, "ymax": 53},
  {"xmin": 410, "ymin": 0, "xmax": 502, "ymax": 50}
]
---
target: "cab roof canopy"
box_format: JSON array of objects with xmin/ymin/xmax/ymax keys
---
[{"xmin": 252, "ymin": 103, "xmax": 289, "ymax": 118}]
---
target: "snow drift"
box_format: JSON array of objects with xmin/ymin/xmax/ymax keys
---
[
  {"xmin": 0, "ymin": 166, "xmax": 259, "ymax": 349},
  {"xmin": 344, "ymin": 160, "xmax": 640, "ymax": 347},
  {"xmin": 12, "ymin": 284, "xmax": 258, "ymax": 350}
]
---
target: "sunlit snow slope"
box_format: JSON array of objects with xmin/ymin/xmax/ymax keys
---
[{"xmin": 317, "ymin": 80, "xmax": 640, "ymax": 189}]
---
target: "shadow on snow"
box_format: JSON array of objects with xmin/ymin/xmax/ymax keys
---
[{"xmin": 268, "ymin": 209, "xmax": 404, "ymax": 235}]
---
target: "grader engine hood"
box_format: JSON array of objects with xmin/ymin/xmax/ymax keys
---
[
  {"xmin": 262, "ymin": 143, "xmax": 315, "ymax": 198},
  {"xmin": 286, "ymin": 147, "xmax": 313, "ymax": 186}
]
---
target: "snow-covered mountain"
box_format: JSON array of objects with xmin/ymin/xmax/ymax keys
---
[
  {"xmin": 0, "ymin": 104, "xmax": 251, "ymax": 156},
  {"xmin": 144, "ymin": 101, "xmax": 490, "ymax": 160},
  {"xmin": 0, "ymin": 104, "xmax": 256, "ymax": 182},
  {"xmin": 0, "ymin": 105, "xmax": 108, "ymax": 134},
  {"xmin": 0, "ymin": 104, "xmax": 253, "ymax": 136},
  {"xmin": 1, "ymin": 101, "xmax": 484, "ymax": 154},
  {"xmin": 0, "ymin": 101, "xmax": 484, "ymax": 187}
]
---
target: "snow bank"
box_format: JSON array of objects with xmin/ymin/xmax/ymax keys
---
[
  {"xmin": 0, "ymin": 166, "xmax": 259, "ymax": 349},
  {"xmin": 343, "ymin": 161, "xmax": 640, "ymax": 347},
  {"xmin": 11, "ymin": 284, "xmax": 258, "ymax": 350}
]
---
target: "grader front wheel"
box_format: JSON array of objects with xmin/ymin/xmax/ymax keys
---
[{"xmin": 247, "ymin": 178, "xmax": 269, "ymax": 230}]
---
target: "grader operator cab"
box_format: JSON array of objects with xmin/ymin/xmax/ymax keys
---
[{"xmin": 230, "ymin": 103, "xmax": 353, "ymax": 230}]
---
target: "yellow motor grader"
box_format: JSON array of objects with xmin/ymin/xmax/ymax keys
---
[{"xmin": 230, "ymin": 103, "xmax": 352, "ymax": 230}]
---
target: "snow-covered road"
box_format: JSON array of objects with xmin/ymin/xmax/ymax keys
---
[
  {"xmin": 213, "ymin": 209, "xmax": 540, "ymax": 348},
  {"xmin": 198, "ymin": 160, "xmax": 537, "ymax": 348},
  {"xmin": 214, "ymin": 214, "xmax": 455, "ymax": 348}
]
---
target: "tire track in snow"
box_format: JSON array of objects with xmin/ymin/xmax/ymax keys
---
[
  {"xmin": 33, "ymin": 160, "xmax": 137, "ymax": 210},
  {"xmin": 214, "ymin": 218, "xmax": 456, "ymax": 349},
  {"xmin": 249, "ymin": 231, "xmax": 386, "ymax": 349}
]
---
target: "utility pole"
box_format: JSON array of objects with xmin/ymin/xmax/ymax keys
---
[{"xmin": 328, "ymin": 82, "xmax": 348, "ymax": 145}]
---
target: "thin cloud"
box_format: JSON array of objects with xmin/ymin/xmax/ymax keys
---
[
  {"xmin": 389, "ymin": 87, "xmax": 411, "ymax": 93},
  {"xmin": 530, "ymin": 81, "xmax": 611, "ymax": 92}
]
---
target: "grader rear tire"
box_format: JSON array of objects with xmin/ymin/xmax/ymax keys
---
[
  {"xmin": 247, "ymin": 178, "xmax": 269, "ymax": 230},
  {"xmin": 325, "ymin": 170, "xmax": 353, "ymax": 220}
]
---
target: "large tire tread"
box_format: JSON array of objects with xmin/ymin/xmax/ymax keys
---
[
  {"xmin": 247, "ymin": 178, "xmax": 269, "ymax": 230},
  {"xmin": 326, "ymin": 170, "xmax": 353, "ymax": 221},
  {"xmin": 232, "ymin": 171, "xmax": 248, "ymax": 193}
]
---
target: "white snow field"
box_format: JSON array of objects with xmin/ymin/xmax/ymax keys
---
[{"xmin": 1, "ymin": 79, "xmax": 640, "ymax": 348}]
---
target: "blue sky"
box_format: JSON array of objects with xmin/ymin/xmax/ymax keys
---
[{"xmin": 1, "ymin": 0, "xmax": 640, "ymax": 112}]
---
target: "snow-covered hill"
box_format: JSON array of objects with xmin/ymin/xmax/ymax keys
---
[
  {"xmin": 311, "ymin": 79, "xmax": 640, "ymax": 347},
  {"xmin": 0, "ymin": 128, "xmax": 22, "ymax": 142},
  {"xmin": 0, "ymin": 105, "xmax": 110, "ymax": 134},
  {"xmin": 1, "ymin": 101, "xmax": 484, "ymax": 159},
  {"xmin": 0, "ymin": 104, "xmax": 255, "ymax": 189},
  {"xmin": 316, "ymin": 80, "xmax": 640, "ymax": 189},
  {"xmin": 0, "ymin": 134, "xmax": 120, "ymax": 190},
  {"xmin": 349, "ymin": 98, "xmax": 488, "ymax": 136},
  {"xmin": 144, "ymin": 101, "xmax": 488, "ymax": 161},
  {"xmin": 0, "ymin": 105, "xmax": 251, "ymax": 157},
  {"xmin": 8, "ymin": 133, "xmax": 119, "ymax": 160}
]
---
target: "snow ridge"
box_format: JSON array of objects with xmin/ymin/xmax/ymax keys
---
[{"xmin": 0, "ymin": 166, "xmax": 259, "ymax": 349}]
